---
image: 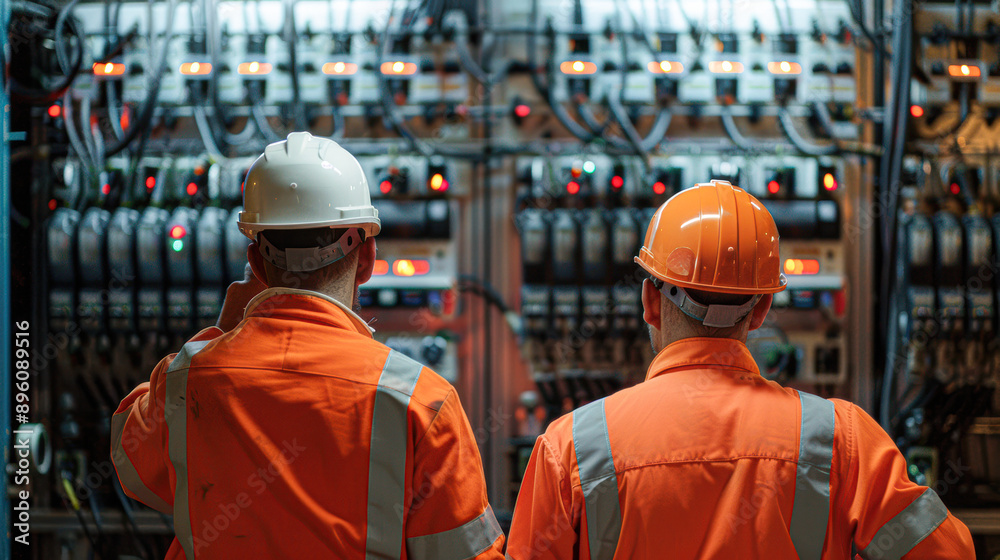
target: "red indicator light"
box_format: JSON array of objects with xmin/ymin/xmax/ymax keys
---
[
  {"xmin": 429, "ymin": 173, "xmax": 448, "ymax": 191},
  {"xmin": 47, "ymin": 105, "xmax": 61, "ymax": 118},
  {"xmin": 652, "ymin": 181, "xmax": 666, "ymax": 195},
  {"xmin": 611, "ymin": 175, "xmax": 624, "ymax": 189},
  {"xmin": 373, "ymin": 260, "xmax": 389, "ymax": 275},
  {"xmin": 910, "ymin": 105, "xmax": 924, "ymax": 118},
  {"xmin": 145, "ymin": 176, "xmax": 156, "ymax": 190},
  {"xmin": 186, "ymin": 182, "xmax": 198, "ymax": 196},
  {"xmin": 393, "ymin": 259, "xmax": 431, "ymax": 276},
  {"xmin": 120, "ymin": 106, "xmax": 130, "ymax": 130},
  {"xmin": 767, "ymin": 180, "xmax": 780, "ymax": 194},
  {"xmin": 783, "ymin": 258, "xmax": 820, "ymax": 275},
  {"xmin": 566, "ymin": 181, "xmax": 581, "ymax": 195},
  {"xmin": 379, "ymin": 180, "xmax": 393, "ymax": 194},
  {"xmin": 823, "ymin": 173, "xmax": 838, "ymax": 191},
  {"xmin": 169, "ymin": 225, "xmax": 187, "ymax": 239},
  {"xmin": 101, "ymin": 183, "xmax": 111, "ymax": 195},
  {"xmin": 48, "ymin": 199, "xmax": 57, "ymax": 211},
  {"xmin": 514, "ymin": 104, "xmax": 531, "ymax": 118},
  {"xmin": 950, "ymin": 182, "xmax": 960, "ymax": 195}
]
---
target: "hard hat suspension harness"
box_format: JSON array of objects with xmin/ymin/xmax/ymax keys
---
[
  {"xmin": 258, "ymin": 227, "xmax": 364, "ymax": 272},
  {"xmin": 657, "ymin": 280, "xmax": 762, "ymax": 328}
]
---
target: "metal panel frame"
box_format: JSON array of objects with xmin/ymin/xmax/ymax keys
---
[{"xmin": 2, "ymin": 0, "xmax": 13, "ymax": 552}]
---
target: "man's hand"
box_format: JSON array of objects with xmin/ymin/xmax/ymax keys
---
[{"xmin": 217, "ymin": 263, "xmax": 267, "ymax": 331}]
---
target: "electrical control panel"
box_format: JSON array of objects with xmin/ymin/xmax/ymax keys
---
[{"xmin": 15, "ymin": 0, "xmax": 1000, "ymax": 554}]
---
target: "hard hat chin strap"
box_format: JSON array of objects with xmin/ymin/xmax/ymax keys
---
[
  {"xmin": 659, "ymin": 282, "xmax": 762, "ymax": 328},
  {"xmin": 258, "ymin": 228, "xmax": 363, "ymax": 272}
]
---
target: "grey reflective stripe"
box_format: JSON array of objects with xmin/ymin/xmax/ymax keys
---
[
  {"xmin": 110, "ymin": 409, "xmax": 171, "ymax": 514},
  {"xmin": 366, "ymin": 351, "xmax": 424, "ymax": 560},
  {"xmin": 572, "ymin": 398, "xmax": 622, "ymax": 560},
  {"xmin": 858, "ymin": 489, "xmax": 949, "ymax": 560},
  {"xmin": 406, "ymin": 505, "xmax": 503, "ymax": 560},
  {"xmin": 790, "ymin": 391, "xmax": 836, "ymax": 560},
  {"xmin": 165, "ymin": 340, "xmax": 212, "ymax": 560}
]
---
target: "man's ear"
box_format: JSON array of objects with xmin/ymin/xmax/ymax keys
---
[
  {"xmin": 246, "ymin": 241, "xmax": 269, "ymax": 286},
  {"xmin": 641, "ymin": 279, "xmax": 662, "ymax": 330},
  {"xmin": 354, "ymin": 237, "xmax": 377, "ymax": 288},
  {"xmin": 748, "ymin": 293, "xmax": 773, "ymax": 331}
]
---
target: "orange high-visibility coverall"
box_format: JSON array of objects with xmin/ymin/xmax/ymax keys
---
[
  {"xmin": 112, "ymin": 287, "xmax": 504, "ymax": 559},
  {"xmin": 507, "ymin": 337, "xmax": 974, "ymax": 560}
]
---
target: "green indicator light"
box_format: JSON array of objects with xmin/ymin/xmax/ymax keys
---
[
  {"xmin": 172, "ymin": 239, "xmax": 184, "ymax": 252},
  {"xmin": 583, "ymin": 161, "xmax": 596, "ymax": 174}
]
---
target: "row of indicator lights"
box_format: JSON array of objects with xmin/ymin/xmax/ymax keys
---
[
  {"xmin": 95, "ymin": 61, "xmax": 363, "ymax": 77},
  {"xmin": 567, "ymin": 60, "xmax": 803, "ymax": 76},
  {"xmin": 568, "ymin": 172, "xmax": 837, "ymax": 195},
  {"xmin": 100, "ymin": 179, "xmax": 199, "ymax": 196},
  {"xmin": 50, "ymin": 99, "xmax": 130, "ymax": 132},
  {"xmin": 95, "ymin": 57, "xmax": 813, "ymax": 79},
  {"xmin": 767, "ymin": 173, "xmax": 838, "ymax": 194},
  {"xmin": 568, "ymin": 180, "xmax": 665, "ymax": 195},
  {"xmin": 372, "ymin": 259, "xmax": 431, "ymax": 276},
  {"xmin": 379, "ymin": 173, "xmax": 449, "ymax": 194}
]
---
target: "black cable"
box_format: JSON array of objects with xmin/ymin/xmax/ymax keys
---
[
  {"xmin": 480, "ymin": 0, "xmax": 498, "ymax": 492},
  {"xmin": 720, "ymin": 107, "xmax": 791, "ymax": 152},
  {"xmin": 100, "ymin": 0, "xmax": 178, "ymax": 158},
  {"xmin": 375, "ymin": 0, "xmax": 482, "ymax": 159},
  {"xmin": 60, "ymin": 474, "xmax": 104, "ymax": 559},
  {"xmin": 575, "ymin": 102, "xmax": 612, "ymax": 136},
  {"xmin": 458, "ymin": 275, "xmax": 510, "ymax": 313},
  {"xmin": 527, "ymin": 0, "xmax": 595, "ymax": 143},
  {"xmin": 777, "ymin": 108, "xmax": 839, "ymax": 156},
  {"xmin": 113, "ymin": 477, "xmax": 154, "ymax": 560},
  {"xmin": 249, "ymin": 83, "xmax": 284, "ymax": 143},
  {"xmin": 10, "ymin": 0, "xmax": 85, "ymax": 103},
  {"xmin": 844, "ymin": 0, "xmax": 886, "ymax": 57},
  {"xmin": 878, "ymin": 0, "xmax": 914, "ymax": 429},
  {"xmin": 202, "ymin": 0, "xmax": 260, "ymax": 151}
]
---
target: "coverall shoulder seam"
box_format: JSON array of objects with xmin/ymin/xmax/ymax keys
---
[{"xmin": 413, "ymin": 387, "xmax": 453, "ymax": 449}]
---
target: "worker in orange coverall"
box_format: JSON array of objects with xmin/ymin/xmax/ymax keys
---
[
  {"xmin": 507, "ymin": 180, "xmax": 974, "ymax": 560},
  {"xmin": 112, "ymin": 132, "xmax": 504, "ymax": 559}
]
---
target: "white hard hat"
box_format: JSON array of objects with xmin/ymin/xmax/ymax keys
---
[{"xmin": 238, "ymin": 132, "xmax": 380, "ymax": 240}]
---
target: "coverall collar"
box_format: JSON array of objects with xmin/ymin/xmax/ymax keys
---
[
  {"xmin": 645, "ymin": 337, "xmax": 760, "ymax": 381},
  {"xmin": 244, "ymin": 287, "xmax": 375, "ymax": 337}
]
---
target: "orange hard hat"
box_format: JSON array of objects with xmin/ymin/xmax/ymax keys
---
[{"xmin": 635, "ymin": 180, "xmax": 786, "ymax": 294}]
